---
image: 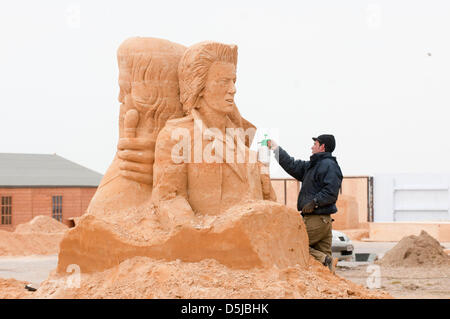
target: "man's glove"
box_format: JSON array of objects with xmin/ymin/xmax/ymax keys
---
[
  {"xmin": 302, "ymin": 199, "xmax": 318, "ymax": 214},
  {"xmin": 267, "ymin": 139, "xmax": 278, "ymax": 150}
]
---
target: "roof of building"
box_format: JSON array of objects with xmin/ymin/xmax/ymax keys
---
[{"xmin": 0, "ymin": 153, "xmax": 103, "ymax": 187}]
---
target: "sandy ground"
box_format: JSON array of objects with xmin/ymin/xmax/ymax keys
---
[
  {"xmin": 0, "ymin": 255, "xmax": 58, "ymax": 287},
  {"xmin": 336, "ymin": 264, "xmax": 450, "ymax": 299},
  {"xmin": 335, "ymin": 241, "xmax": 450, "ymax": 299},
  {"xmin": 0, "ymin": 242, "xmax": 448, "ymax": 298}
]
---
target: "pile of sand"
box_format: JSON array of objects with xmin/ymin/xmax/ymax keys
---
[
  {"xmin": 0, "ymin": 216, "xmax": 68, "ymax": 256},
  {"xmin": 0, "ymin": 278, "xmax": 34, "ymax": 299},
  {"xmin": 35, "ymin": 256, "xmax": 391, "ymax": 299},
  {"xmin": 15, "ymin": 216, "xmax": 68, "ymax": 234},
  {"xmin": 35, "ymin": 200, "xmax": 392, "ymax": 299},
  {"xmin": 377, "ymin": 230, "xmax": 450, "ymax": 267}
]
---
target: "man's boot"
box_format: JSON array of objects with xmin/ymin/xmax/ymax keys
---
[{"xmin": 323, "ymin": 255, "xmax": 337, "ymax": 274}]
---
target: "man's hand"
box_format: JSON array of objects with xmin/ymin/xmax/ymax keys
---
[
  {"xmin": 267, "ymin": 139, "xmax": 278, "ymax": 150},
  {"xmin": 302, "ymin": 199, "xmax": 317, "ymax": 214}
]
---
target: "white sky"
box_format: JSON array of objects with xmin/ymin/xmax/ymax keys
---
[{"xmin": 1, "ymin": 0, "xmax": 449, "ymax": 178}]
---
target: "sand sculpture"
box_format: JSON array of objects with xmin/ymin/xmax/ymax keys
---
[
  {"xmin": 87, "ymin": 38, "xmax": 186, "ymax": 213},
  {"xmin": 55, "ymin": 37, "xmax": 310, "ymax": 276},
  {"xmin": 32, "ymin": 37, "xmax": 394, "ymax": 299}
]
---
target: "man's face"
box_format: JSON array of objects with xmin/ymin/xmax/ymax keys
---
[
  {"xmin": 201, "ymin": 62, "xmax": 236, "ymax": 114},
  {"xmin": 118, "ymin": 59, "xmax": 152, "ymax": 108},
  {"xmin": 311, "ymin": 140, "xmax": 325, "ymax": 154}
]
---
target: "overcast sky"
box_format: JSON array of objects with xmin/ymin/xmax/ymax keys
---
[{"xmin": 1, "ymin": 0, "xmax": 449, "ymax": 178}]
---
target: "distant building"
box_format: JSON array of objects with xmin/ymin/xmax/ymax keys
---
[
  {"xmin": 373, "ymin": 173, "xmax": 450, "ymax": 222},
  {"xmin": 0, "ymin": 153, "xmax": 102, "ymax": 231},
  {"xmin": 272, "ymin": 175, "xmax": 450, "ymax": 242}
]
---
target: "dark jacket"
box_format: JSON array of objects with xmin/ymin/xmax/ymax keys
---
[{"xmin": 275, "ymin": 146, "xmax": 343, "ymax": 215}]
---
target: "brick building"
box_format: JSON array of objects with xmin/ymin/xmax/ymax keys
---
[{"xmin": 0, "ymin": 153, "xmax": 102, "ymax": 231}]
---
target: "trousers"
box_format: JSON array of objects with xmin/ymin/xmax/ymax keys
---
[{"xmin": 302, "ymin": 214, "xmax": 333, "ymax": 264}]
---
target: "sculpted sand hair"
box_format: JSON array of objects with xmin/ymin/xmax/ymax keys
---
[
  {"xmin": 178, "ymin": 41, "xmax": 238, "ymax": 113},
  {"xmin": 117, "ymin": 37, "xmax": 185, "ymax": 135}
]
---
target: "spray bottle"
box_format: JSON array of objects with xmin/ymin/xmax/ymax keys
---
[{"xmin": 257, "ymin": 134, "xmax": 271, "ymax": 165}]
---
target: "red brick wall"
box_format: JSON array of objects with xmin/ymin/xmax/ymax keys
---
[
  {"xmin": 0, "ymin": 187, "xmax": 97, "ymax": 231},
  {"xmin": 0, "ymin": 188, "xmax": 32, "ymax": 231}
]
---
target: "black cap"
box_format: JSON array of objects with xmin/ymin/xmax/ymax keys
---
[{"xmin": 312, "ymin": 134, "xmax": 336, "ymax": 153}]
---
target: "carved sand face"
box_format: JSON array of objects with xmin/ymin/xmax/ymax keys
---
[
  {"xmin": 118, "ymin": 62, "xmax": 131, "ymax": 104},
  {"xmin": 130, "ymin": 80, "xmax": 153, "ymax": 109},
  {"xmin": 201, "ymin": 62, "xmax": 236, "ymax": 114},
  {"xmin": 118, "ymin": 70, "xmax": 154, "ymax": 109}
]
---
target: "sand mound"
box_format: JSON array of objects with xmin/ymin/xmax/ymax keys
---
[
  {"xmin": 39, "ymin": 200, "xmax": 394, "ymax": 299},
  {"xmin": 377, "ymin": 230, "xmax": 450, "ymax": 267},
  {"xmin": 36, "ymin": 256, "xmax": 391, "ymax": 299},
  {"xmin": 38, "ymin": 200, "xmax": 392, "ymax": 299},
  {"xmin": 0, "ymin": 216, "xmax": 68, "ymax": 256},
  {"xmin": 15, "ymin": 215, "xmax": 68, "ymax": 234},
  {"xmin": 0, "ymin": 231, "xmax": 64, "ymax": 256},
  {"xmin": 0, "ymin": 278, "xmax": 34, "ymax": 299}
]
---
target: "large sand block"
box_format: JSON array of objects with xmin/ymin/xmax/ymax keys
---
[{"xmin": 57, "ymin": 201, "xmax": 310, "ymax": 273}]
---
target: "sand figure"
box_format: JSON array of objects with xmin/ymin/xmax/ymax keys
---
[
  {"xmin": 151, "ymin": 41, "xmax": 276, "ymax": 230},
  {"xmin": 87, "ymin": 37, "xmax": 186, "ymax": 214}
]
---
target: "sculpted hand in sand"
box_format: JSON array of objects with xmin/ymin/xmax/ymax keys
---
[{"xmin": 151, "ymin": 41, "xmax": 276, "ymax": 229}]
